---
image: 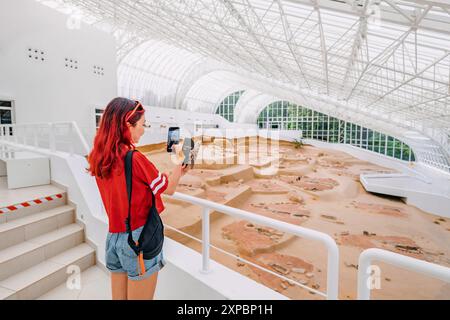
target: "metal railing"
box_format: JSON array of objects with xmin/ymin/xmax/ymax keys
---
[
  {"xmin": 166, "ymin": 191, "xmax": 340, "ymax": 300},
  {"xmin": 0, "ymin": 122, "xmax": 90, "ymax": 156},
  {"xmin": 357, "ymin": 248, "xmax": 450, "ymax": 300}
]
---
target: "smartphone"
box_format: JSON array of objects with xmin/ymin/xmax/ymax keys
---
[
  {"xmin": 182, "ymin": 137, "xmax": 195, "ymax": 168},
  {"xmin": 167, "ymin": 127, "xmax": 180, "ymax": 152}
]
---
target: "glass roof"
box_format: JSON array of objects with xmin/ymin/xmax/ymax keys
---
[{"xmin": 36, "ymin": 0, "xmax": 450, "ymax": 170}]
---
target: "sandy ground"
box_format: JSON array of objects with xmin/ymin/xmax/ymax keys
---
[{"xmin": 138, "ymin": 137, "xmax": 450, "ymax": 300}]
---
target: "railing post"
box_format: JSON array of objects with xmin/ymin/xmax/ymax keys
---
[
  {"xmin": 326, "ymin": 241, "xmax": 340, "ymax": 300},
  {"xmin": 23, "ymin": 126, "xmax": 27, "ymax": 146},
  {"xmin": 200, "ymin": 207, "xmax": 211, "ymax": 274},
  {"xmin": 49, "ymin": 123, "xmax": 56, "ymax": 152},
  {"xmin": 357, "ymin": 252, "xmax": 372, "ymax": 300},
  {"xmin": 34, "ymin": 127, "xmax": 38, "ymax": 147},
  {"xmin": 69, "ymin": 123, "xmax": 74, "ymax": 156},
  {"xmin": 71, "ymin": 121, "xmax": 90, "ymax": 156}
]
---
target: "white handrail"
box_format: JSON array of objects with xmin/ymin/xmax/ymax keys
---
[
  {"xmin": 0, "ymin": 121, "xmax": 90, "ymax": 156},
  {"xmin": 70, "ymin": 121, "xmax": 91, "ymax": 155},
  {"xmin": 357, "ymin": 248, "xmax": 450, "ymax": 300},
  {"xmin": 167, "ymin": 191, "xmax": 340, "ymax": 300}
]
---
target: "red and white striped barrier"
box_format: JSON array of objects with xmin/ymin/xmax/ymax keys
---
[{"xmin": 0, "ymin": 193, "xmax": 63, "ymax": 215}]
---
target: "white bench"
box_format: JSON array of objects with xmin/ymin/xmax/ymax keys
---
[{"xmin": 0, "ymin": 148, "xmax": 50, "ymax": 189}]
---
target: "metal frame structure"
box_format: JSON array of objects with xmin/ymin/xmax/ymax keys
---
[
  {"xmin": 215, "ymin": 90, "xmax": 244, "ymax": 122},
  {"xmin": 257, "ymin": 100, "xmax": 415, "ymax": 161},
  {"xmin": 36, "ymin": 0, "xmax": 450, "ymax": 171}
]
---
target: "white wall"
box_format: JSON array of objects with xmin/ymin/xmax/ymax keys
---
[{"xmin": 0, "ymin": 0, "xmax": 117, "ymax": 145}]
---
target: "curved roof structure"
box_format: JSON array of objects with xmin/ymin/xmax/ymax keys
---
[{"xmin": 36, "ymin": 0, "xmax": 450, "ymax": 171}]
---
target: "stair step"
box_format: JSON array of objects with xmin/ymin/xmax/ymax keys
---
[
  {"xmin": 0, "ymin": 286, "xmax": 15, "ymax": 300},
  {"xmin": 0, "ymin": 223, "xmax": 84, "ymax": 280},
  {"xmin": 0, "ymin": 243, "xmax": 95, "ymax": 300},
  {"xmin": 0, "ymin": 192, "xmax": 67, "ymax": 224},
  {"xmin": 37, "ymin": 266, "xmax": 111, "ymax": 300},
  {"xmin": 0, "ymin": 205, "xmax": 75, "ymax": 251}
]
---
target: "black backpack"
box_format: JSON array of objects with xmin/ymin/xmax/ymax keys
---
[{"xmin": 124, "ymin": 150, "xmax": 164, "ymax": 260}]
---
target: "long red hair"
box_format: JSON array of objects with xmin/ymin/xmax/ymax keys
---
[{"xmin": 87, "ymin": 97, "xmax": 145, "ymax": 179}]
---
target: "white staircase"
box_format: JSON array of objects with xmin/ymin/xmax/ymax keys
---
[{"xmin": 0, "ymin": 190, "xmax": 95, "ymax": 300}]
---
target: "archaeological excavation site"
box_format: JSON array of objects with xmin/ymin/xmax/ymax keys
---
[{"xmin": 138, "ymin": 137, "xmax": 450, "ymax": 300}]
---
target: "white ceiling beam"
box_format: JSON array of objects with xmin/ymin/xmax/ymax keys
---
[
  {"xmin": 364, "ymin": 51, "xmax": 449, "ymax": 109},
  {"xmin": 346, "ymin": 4, "xmax": 432, "ymax": 100},
  {"xmin": 276, "ymin": 0, "xmax": 312, "ymax": 89},
  {"xmin": 312, "ymin": 0, "xmax": 330, "ymax": 95}
]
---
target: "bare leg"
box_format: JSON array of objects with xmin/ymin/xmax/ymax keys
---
[
  {"xmin": 111, "ymin": 272, "xmax": 128, "ymax": 300},
  {"xmin": 127, "ymin": 272, "xmax": 159, "ymax": 300}
]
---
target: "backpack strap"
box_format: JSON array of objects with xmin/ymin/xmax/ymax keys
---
[
  {"xmin": 124, "ymin": 150, "xmax": 140, "ymax": 254},
  {"xmin": 124, "ymin": 150, "xmax": 160, "ymax": 269}
]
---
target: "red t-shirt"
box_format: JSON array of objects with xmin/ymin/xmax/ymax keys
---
[{"xmin": 95, "ymin": 151, "xmax": 169, "ymax": 233}]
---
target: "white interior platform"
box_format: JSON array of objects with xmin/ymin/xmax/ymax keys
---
[
  {"xmin": 360, "ymin": 173, "xmax": 450, "ymax": 218},
  {"xmin": 0, "ymin": 150, "xmax": 50, "ymax": 189}
]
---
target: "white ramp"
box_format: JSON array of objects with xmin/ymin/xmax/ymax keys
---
[{"xmin": 360, "ymin": 173, "xmax": 450, "ymax": 218}]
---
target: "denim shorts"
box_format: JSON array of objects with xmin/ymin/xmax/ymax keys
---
[{"xmin": 105, "ymin": 225, "xmax": 167, "ymax": 280}]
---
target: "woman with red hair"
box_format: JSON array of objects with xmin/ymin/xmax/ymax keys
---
[{"xmin": 87, "ymin": 97, "xmax": 188, "ymax": 300}]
